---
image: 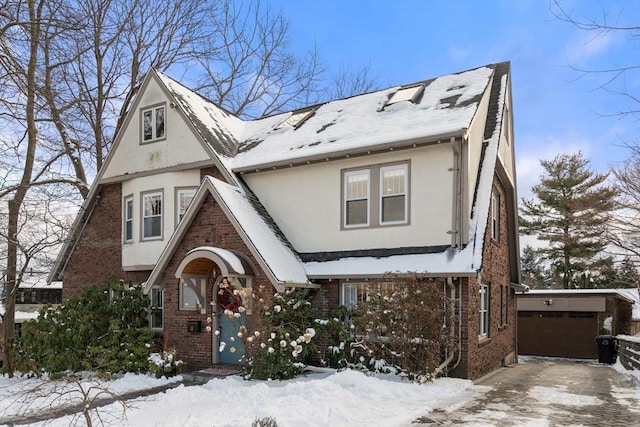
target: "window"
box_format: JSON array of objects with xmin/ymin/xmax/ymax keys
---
[
  {"xmin": 341, "ymin": 282, "xmax": 394, "ymax": 309},
  {"xmin": 479, "ymin": 284, "xmax": 489, "ymax": 338},
  {"xmin": 491, "ymin": 190, "xmax": 500, "ymax": 241},
  {"xmin": 380, "ymin": 164, "xmax": 407, "ymax": 224},
  {"xmin": 142, "ymin": 191, "xmax": 163, "ymax": 239},
  {"xmin": 342, "ymin": 162, "xmax": 409, "ymax": 229},
  {"xmin": 176, "ymin": 188, "xmax": 197, "ymax": 225},
  {"xmin": 386, "ymin": 85, "xmax": 424, "ymax": 106},
  {"xmin": 274, "ymin": 109, "xmax": 315, "ymax": 130},
  {"xmin": 150, "ymin": 288, "xmax": 163, "ymax": 329},
  {"xmin": 124, "ymin": 196, "xmax": 133, "ymax": 242},
  {"xmin": 141, "ymin": 105, "xmax": 165, "ymax": 143},
  {"xmin": 344, "ymin": 170, "xmax": 370, "ymax": 227},
  {"xmin": 499, "ymin": 285, "xmax": 508, "ymax": 327},
  {"xmin": 180, "ymin": 279, "xmax": 200, "ymax": 311}
]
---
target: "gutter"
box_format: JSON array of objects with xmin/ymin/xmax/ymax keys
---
[{"xmin": 234, "ymin": 129, "xmax": 467, "ymax": 174}]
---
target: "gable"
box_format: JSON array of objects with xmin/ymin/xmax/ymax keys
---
[
  {"xmin": 101, "ymin": 75, "xmax": 213, "ymax": 181},
  {"xmin": 145, "ymin": 176, "xmax": 309, "ymax": 293}
]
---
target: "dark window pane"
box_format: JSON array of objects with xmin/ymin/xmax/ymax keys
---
[
  {"xmin": 156, "ymin": 107, "xmax": 165, "ymax": 138},
  {"xmin": 143, "ymin": 110, "xmax": 153, "ymax": 140},
  {"xmin": 382, "ymin": 195, "xmax": 405, "ymax": 222},
  {"xmin": 346, "ymin": 199, "xmax": 367, "ymax": 225},
  {"xmin": 144, "ymin": 217, "xmax": 161, "ymax": 237},
  {"xmin": 125, "ymin": 220, "xmax": 133, "ymax": 240}
]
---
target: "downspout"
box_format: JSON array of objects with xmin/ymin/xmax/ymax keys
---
[
  {"xmin": 449, "ymin": 136, "xmax": 464, "ymax": 248},
  {"xmin": 434, "ymin": 277, "xmax": 462, "ymax": 377}
]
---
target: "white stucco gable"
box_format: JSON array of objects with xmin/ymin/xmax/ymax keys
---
[{"xmin": 101, "ymin": 72, "xmax": 214, "ymax": 181}]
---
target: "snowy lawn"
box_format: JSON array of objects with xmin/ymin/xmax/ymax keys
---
[{"xmin": 0, "ymin": 369, "xmax": 481, "ymax": 427}]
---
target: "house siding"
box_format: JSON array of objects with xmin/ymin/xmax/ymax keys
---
[{"xmin": 155, "ymin": 192, "xmax": 273, "ymax": 370}]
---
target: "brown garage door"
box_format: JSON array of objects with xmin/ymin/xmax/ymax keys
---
[{"xmin": 518, "ymin": 311, "xmax": 598, "ymax": 359}]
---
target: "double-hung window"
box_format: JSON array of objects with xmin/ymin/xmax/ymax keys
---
[
  {"xmin": 124, "ymin": 196, "xmax": 133, "ymax": 242},
  {"xmin": 150, "ymin": 288, "xmax": 163, "ymax": 329},
  {"xmin": 344, "ymin": 170, "xmax": 370, "ymax": 227},
  {"xmin": 342, "ymin": 162, "xmax": 409, "ymax": 229},
  {"xmin": 479, "ymin": 284, "xmax": 489, "ymax": 338},
  {"xmin": 491, "ymin": 190, "xmax": 500, "ymax": 241},
  {"xmin": 176, "ymin": 188, "xmax": 197, "ymax": 225},
  {"xmin": 380, "ymin": 164, "xmax": 407, "ymax": 224},
  {"xmin": 142, "ymin": 191, "xmax": 163, "ymax": 240},
  {"xmin": 141, "ymin": 105, "xmax": 165, "ymax": 143}
]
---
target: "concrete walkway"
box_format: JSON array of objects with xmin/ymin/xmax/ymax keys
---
[{"xmin": 415, "ymin": 356, "xmax": 640, "ymax": 426}]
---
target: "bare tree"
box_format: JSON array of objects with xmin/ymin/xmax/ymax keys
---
[
  {"xmin": 0, "ymin": 0, "xmax": 377, "ymax": 376},
  {"xmin": 609, "ymin": 145, "xmax": 640, "ymax": 263},
  {"xmin": 551, "ymin": 0, "xmax": 639, "ymax": 119}
]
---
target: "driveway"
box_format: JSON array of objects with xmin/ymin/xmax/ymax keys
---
[{"xmin": 415, "ymin": 356, "xmax": 640, "ymax": 426}]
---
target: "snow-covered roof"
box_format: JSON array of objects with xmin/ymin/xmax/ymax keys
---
[
  {"xmin": 158, "ymin": 65, "xmax": 495, "ymax": 172},
  {"xmin": 0, "ymin": 303, "xmax": 42, "ymax": 323},
  {"xmin": 208, "ymin": 177, "xmax": 309, "ymax": 286},
  {"xmin": 231, "ymin": 66, "xmax": 494, "ymax": 171},
  {"xmin": 523, "ymin": 288, "xmax": 639, "ymax": 308}
]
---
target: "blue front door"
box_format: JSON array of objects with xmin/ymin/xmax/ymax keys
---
[{"xmin": 217, "ymin": 286, "xmax": 245, "ymax": 364}]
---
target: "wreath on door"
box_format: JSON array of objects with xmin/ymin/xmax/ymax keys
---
[{"xmin": 216, "ymin": 278, "xmax": 242, "ymax": 312}]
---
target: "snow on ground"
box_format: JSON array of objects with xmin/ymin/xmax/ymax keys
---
[
  {"xmin": 528, "ymin": 385, "xmax": 604, "ymax": 406},
  {"xmin": 0, "ymin": 369, "xmax": 480, "ymax": 427}
]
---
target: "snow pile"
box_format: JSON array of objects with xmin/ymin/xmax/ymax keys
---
[{"xmin": 0, "ymin": 370, "xmax": 478, "ymax": 427}]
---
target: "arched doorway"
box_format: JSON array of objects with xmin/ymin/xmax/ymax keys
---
[{"xmin": 174, "ymin": 246, "xmax": 255, "ymax": 366}]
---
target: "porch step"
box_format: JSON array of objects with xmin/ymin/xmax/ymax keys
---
[{"xmin": 182, "ymin": 365, "xmax": 241, "ymax": 384}]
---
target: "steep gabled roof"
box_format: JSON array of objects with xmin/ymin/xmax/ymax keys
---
[{"xmin": 145, "ymin": 176, "xmax": 309, "ymax": 292}]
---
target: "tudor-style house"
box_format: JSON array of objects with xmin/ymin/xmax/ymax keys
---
[{"xmin": 49, "ymin": 62, "xmax": 521, "ymax": 380}]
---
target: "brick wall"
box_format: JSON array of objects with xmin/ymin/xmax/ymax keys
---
[
  {"xmin": 62, "ymin": 184, "xmax": 149, "ymax": 299},
  {"xmin": 456, "ymin": 177, "xmax": 517, "ymax": 380},
  {"xmin": 156, "ymin": 192, "xmax": 274, "ymax": 370}
]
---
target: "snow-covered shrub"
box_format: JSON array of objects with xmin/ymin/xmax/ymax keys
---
[
  {"xmin": 14, "ymin": 278, "xmax": 154, "ymax": 379},
  {"xmin": 242, "ymin": 288, "xmax": 317, "ymax": 380},
  {"xmin": 147, "ymin": 349, "xmax": 185, "ymax": 377},
  {"xmin": 348, "ymin": 273, "xmax": 457, "ymax": 382}
]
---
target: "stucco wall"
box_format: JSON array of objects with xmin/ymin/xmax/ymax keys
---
[{"xmin": 243, "ymin": 144, "xmax": 456, "ymax": 253}]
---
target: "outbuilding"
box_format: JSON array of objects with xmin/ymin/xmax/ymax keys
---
[{"xmin": 517, "ymin": 289, "xmax": 636, "ymax": 359}]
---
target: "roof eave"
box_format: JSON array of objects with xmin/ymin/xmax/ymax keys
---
[{"xmin": 233, "ymin": 129, "xmax": 467, "ymax": 174}]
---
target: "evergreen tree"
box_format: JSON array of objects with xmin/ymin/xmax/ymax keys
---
[
  {"xmin": 520, "ymin": 152, "xmax": 618, "ymax": 289},
  {"xmin": 520, "ymin": 245, "xmax": 550, "ymax": 289}
]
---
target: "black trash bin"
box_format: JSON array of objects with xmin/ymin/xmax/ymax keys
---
[{"xmin": 595, "ymin": 335, "xmax": 617, "ymax": 364}]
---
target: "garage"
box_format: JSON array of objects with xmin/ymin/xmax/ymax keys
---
[
  {"xmin": 516, "ymin": 289, "xmax": 635, "ymax": 360},
  {"xmin": 518, "ymin": 311, "xmax": 598, "ymax": 358}
]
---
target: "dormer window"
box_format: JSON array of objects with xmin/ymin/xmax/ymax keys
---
[
  {"xmin": 386, "ymin": 85, "xmax": 424, "ymax": 106},
  {"xmin": 141, "ymin": 104, "xmax": 166, "ymax": 143},
  {"xmin": 274, "ymin": 109, "xmax": 315, "ymax": 130}
]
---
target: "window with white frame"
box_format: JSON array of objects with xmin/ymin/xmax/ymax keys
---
[
  {"xmin": 479, "ymin": 284, "xmax": 489, "ymax": 338},
  {"xmin": 344, "ymin": 170, "xmax": 370, "ymax": 227},
  {"xmin": 341, "ymin": 282, "xmax": 394, "ymax": 309},
  {"xmin": 141, "ymin": 105, "xmax": 165, "ymax": 143},
  {"xmin": 176, "ymin": 188, "xmax": 197, "ymax": 225},
  {"xmin": 142, "ymin": 191, "xmax": 162, "ymax": 239},
  {"xmin": 150, "ymin": 288, "xmax": 163, "ymax": 329},
  {"xmin": 124, "ymin": 196, "xmax": 133, "ymax": 242},
  {"xmin": 180, "ymin": 278, "xmax": 201, "ymax": 311},
  {"xmin": 342, "ymin": 161, "xmax": 409, "ymax": 229},
  {"xmin": 491, "ymin": 190, "xmax": 500, "ymax": 241},
  {"xmin": 380, "ymin": 164, "xmax": 408, "ymax": 224}
]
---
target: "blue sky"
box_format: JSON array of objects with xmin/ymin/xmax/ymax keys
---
[{"xmin": 270, "ymin": 0, "xmax": 639, "ymax": 197}]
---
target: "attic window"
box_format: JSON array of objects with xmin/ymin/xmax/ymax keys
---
[
  {"xmin": 386, "ymin": 85, "xmax": 424, "ymax": 106},
  {"xmin": 274, "ymin": 109, "xmax": 315, "ymax": 130}
]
